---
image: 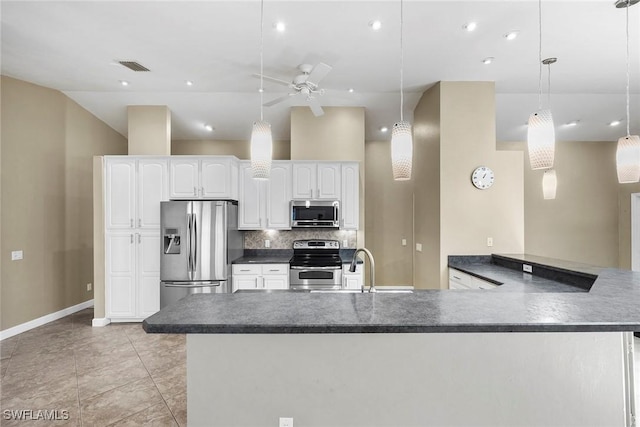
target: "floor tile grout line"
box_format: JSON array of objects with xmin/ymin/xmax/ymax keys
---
[{"xmin": 124, "ymin": 329, "xmax": 182, "ymax": 426}]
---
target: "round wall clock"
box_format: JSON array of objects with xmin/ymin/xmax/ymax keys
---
[{"xmin": 471, "ymin": 166, "xmax": 495, "ymax": 190}]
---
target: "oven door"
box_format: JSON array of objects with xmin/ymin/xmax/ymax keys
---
[{"xmin": 289, "ymin": 266, "xmax": 343, "ymax": 290}]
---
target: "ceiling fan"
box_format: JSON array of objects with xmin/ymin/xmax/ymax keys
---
[{"xmin": 254, "ymin": 62, "xmax": 333, "ymax": 117}]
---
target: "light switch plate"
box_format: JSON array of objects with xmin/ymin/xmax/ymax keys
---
[
  {"xmin": 402, "ymin": 239, "xmax": 407, "ymax": 246},
  {"xmin": 279, "ymin": 418, "xmax": 293, "ymax": 427},
  {"xmin": 416, "ymin": 243, "xmax": 423, "ymax": 252},
  {"xmin": 487, "ymin": 237, "xmax": 493, "ymax": 247},
  {"xmin": 342, "ymin": 239, "xmax": 348, "ymax": 248},
  {"xmin": 11, "ymin": 250, "xmax": 23, "ymax": 261},
  {"xmin": 264, "ymin": 240, "xmax": 270, "ymax": 248},
  {"xmin": 523, "ymin": 264, "xmax": 533, "ymax": 273}
]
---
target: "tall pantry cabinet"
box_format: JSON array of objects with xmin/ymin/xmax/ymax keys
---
[{"xmin": 105, "ymin": 158, "xmax": 166, "ymax": 320}]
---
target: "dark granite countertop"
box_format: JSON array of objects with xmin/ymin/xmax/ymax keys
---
[
  {"xmin": 232, "ymin": 249, "xmax": 359, "ymax": 264},
  {"xmin": 144, "ymin": 254, "xmax": 640, "ymax": 334}
]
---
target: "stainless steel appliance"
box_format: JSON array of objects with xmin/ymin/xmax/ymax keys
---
[
  {"xmin": 160, "ymin": 200, "xmax": 243, "ymax": 307},
  {"xmin": 291, "ymin": 200, "xmax": 340, "ymax": 229},
  {"xmin": 289, "ymin": 240, "xmax": 343, "ymax": 290}
]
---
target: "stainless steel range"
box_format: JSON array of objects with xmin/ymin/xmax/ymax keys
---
[{"xmin": 289, "ymin": 240, "xmax": 342, "ymax": 290}]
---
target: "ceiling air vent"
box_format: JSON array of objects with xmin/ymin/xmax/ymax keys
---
[{"xmin": 118, "ymin": 61, "xmax": 150, "ymax": 72}]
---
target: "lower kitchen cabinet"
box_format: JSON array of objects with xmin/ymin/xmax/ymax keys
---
[
  {"xmin": 449, "ymin": 268, "xmax": 497, "ymax": 290},
  {"xmin": 106, "ymin": 231, "xmax": 160, "ymax": 320},
  {"xmin": 232, "ymin": 264, "xmax": 289, "ymax": 292},
  {"xmin": 343, "ymin": 263, "xmax": 363, "ymax": 290}
]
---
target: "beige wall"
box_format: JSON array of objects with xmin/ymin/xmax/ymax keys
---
[
  {"xmin": 291, "ymin": 106, "xmax": 366, "ymax": 246},
  {"xmin": 412, "ymin": 84, "xmax": 442, "ymax": 289},
  {"xmin": 618, "ymin": 183, "xmax": 640, "ymax": 269},
  {"xmin": 172, "ymin": 139, "xmax": 291, "ymax": 160},
  {"xmin": 364, "ymin": 141, "xmax": 413, "ymax": 285},
  {"xmin": 1, "ymin": 76, "xmax": 127, "ymax": 330},
  {"xmin": 127, "ymin": 106, "xmax": 171, "ymax": 155}
]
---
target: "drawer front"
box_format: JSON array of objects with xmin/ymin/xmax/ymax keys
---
[
  {"xmin": 261, "ymin": 264, "xmax": 289, "ymax": 275},
  {"xmin": 233, "ymin": 264, "xmax": 262, "ymax": 275},
  {"xmin": 449, "ymin": 268, "xmax": 475, "ymax": 287}
]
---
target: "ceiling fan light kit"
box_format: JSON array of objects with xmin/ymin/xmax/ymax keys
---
[
  {"xmin": 251, "ymin": 0, "xmax": 273, "ymax": 179},
  {"xmin": 616, "ymin": 0, "xmax": 640, "ymax": 183}
]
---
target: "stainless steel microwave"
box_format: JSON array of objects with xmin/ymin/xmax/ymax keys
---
[{"xmin": 291, "ymin": 200, "xmax": 340, "ymax": 229}]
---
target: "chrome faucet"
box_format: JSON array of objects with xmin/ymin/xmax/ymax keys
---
[{"xmin": 349, "ymin": 248, "xmax": 376, "ymax": 293}]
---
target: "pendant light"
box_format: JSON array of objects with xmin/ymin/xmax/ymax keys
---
[
  {"xmin": 390, "ymin": 0, "xmax": 413, "ymax": 181},
  {"xmin": 527, "ymin": 0, "xmax": 555, "ymax": 170},
  {"xmin": 616, "ymin": 0, "xmax": 640, "ymax": 184},
  {"xmin": 250, "ymin": 0, "xmax": 273, "ymax": 180},
  {"xmin": 542, "ymin": 169, "xmax": 557, "ymax": 200}
]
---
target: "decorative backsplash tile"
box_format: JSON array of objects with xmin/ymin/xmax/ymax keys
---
[{"xmin": 244, "ymin": 230, "xmax": 358, "ymax": 249}]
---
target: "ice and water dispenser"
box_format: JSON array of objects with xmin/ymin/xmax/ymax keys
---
[{"xmin": 163, "ymin": 228, "xmax": 181, "ymax": 254}]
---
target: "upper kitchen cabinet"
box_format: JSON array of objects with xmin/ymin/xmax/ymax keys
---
[
  {"xmin": 238, "ymin": 161, "xmax": 291, "ymax": 230},
  {"xmin": 169, "ymin": 157, "xmax": 238, "ymax": 200},
  {"xmin": 106, "ymin": 157, "xmax": 168, "ymax": 230},
  {"xmin": 292, "ymin": 162, "xmax": 341, "ymax": 200},
  {"xmin": 340, "ymin": 162, "xmax": 359, "ymax": 230}
]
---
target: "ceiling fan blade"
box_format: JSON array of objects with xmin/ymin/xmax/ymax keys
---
[
  {"xmin": 306, "ymin": 63, "xmax": 332, "ymax": 85},
  {"xmin": 308, "ymin": 97, "xmax": 325, "ymax": 117},
  {"xmin": 252, "ymin": 73, "xmax": 292, "ymax": 87},
  {"xmin": 263, "ymin": 94, "xmax": 293, "ymax": 107}
]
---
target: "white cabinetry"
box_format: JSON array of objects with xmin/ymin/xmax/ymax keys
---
[
  {"xmin": 238, "ymin": 162, "xmax": 291, "ymax": 230},
  {"xmin": 343, "ymin": 263, "xmax": 363, "ymax": 290},
  {"xmin": 292, "ymin": 162, "xmax": 341, "ymax": 200},
  {"xmin": 340, "ymin": 162, "xmax": 359, "ymax": 230},
  {"xmin": 232, "ymin": 264, "xmax": 289, "ymax": 292},
  {"xmin": 169, "ymin": 157, "xmax": 238, "ymax": 200},
  {"xmin": 449, "ymin": 268, "xmax": 498, "ymax": 290},
  {"xmin": 106, "ymin": 231, "xmax": 160, "ymax": 319},
  {"xmin": 106, "ymin": 158, "xmax": 167, "ymax": 230}
]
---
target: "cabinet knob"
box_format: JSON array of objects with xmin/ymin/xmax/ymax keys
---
[
  {"xmin": 130, "ymin": 234, "xmax": 134, "ymax": 244},
  {"xmin": 130, "ymin": 219, "xmax": 134, "ymax": 228},
  {"xmin": 138, "ymin": 233, "xmax": 141, "ymax": 244},
  {"xmin": 138, "ymin": 218, "xmax": 141, "ymax": 227}
]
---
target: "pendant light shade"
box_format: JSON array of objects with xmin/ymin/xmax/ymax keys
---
[
  {"xmin": 527, "ymin": 109, "xmax": 556, "ymax": 170},
  {"xmin": 391, "ymin": 121, "xmax": 413, "ymax": 180},
  {"xmin": 250, "ymin": 120, "xmax": 273, "ymax": 180},
  {"xmin": 542, "ymin": 169, "xmax": 557, "ymax": 200},
  {"xmin": 616, "ymin": 135, "xmax": 640, "ymax": 183}
]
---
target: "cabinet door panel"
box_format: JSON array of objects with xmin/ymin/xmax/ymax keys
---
[
  {"xmin": 106, "ymin": 233, "xmax": 136, "ymax": 317},
  {"xmin": 138, "ymin": 233, "xmax": 160, "ymax": 317},
  {"xmin": 106, "ymin": 160, "xmax": 135, "ymax": 229},
  {"xmin": 238, "ymin": 163, "xmax": 263, "ymax": 229},
  {"xmin": 292, "ymin": 163, "xmax": 315, "ymax": 199},
  {"xmin": 317, "ymin": 163, "xmax": 341, "ymax": 199},
  {"xmin": 170, "ymin": 160, "xmax": 199, "ymax": 198},
  {"xmin": 340, "ymin": 163, "xmax": 359, "ymax": 229},
  {"xmin": 232, "ymin": 276, "xmax": 260, "ymax": 292},
  {"xmin": 202, "ymin": 159, "xmax": 229, "ymax": 198},
  {"xmin": 266, "ymin": 164, "xmax": 291, "ymax": 229},
  {"xmin": 263, "ymin": 276, "xmax": 288, "ymax": 290},
  {"xmin": 138, "ymin": 160, "xmax": 167, "ymax": 229}
]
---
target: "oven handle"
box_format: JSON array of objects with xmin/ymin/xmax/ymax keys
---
[{"xmin": 290, "ymin": 266, "xmax": 342, "ymax": 270}]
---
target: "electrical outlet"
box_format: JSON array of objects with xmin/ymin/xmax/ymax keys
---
[
  {"xmin": 523, "ymin": 264, "xmax": 533, "ymax": 273},
  {"xmin": 264, "ymin": 240, "xmax": 270, "ymax": 248},
  {"xmin": 342, "ymin": 239, "xmax": 348, "ymax": 248},
  {"xmin": 416, "ymin": 243, "xmax": 423, "ymax": 252},
  {"xmin": 402, "ymin": 239, "xmax": 407, "ymax": 246},
  {"xmin": 86, "ymin": 283, "xmax": 92, "ymax": 291},
  {"xmin": 11, "ymin": 250, "xmax": 23, "ymax": 261},
  {"xmin": 487, "ymin": 237, "xmax": 493, "ymax": 247},
  {"xmin": 279, "ymin": 418, "xmax": 293, "ymax": 427}
]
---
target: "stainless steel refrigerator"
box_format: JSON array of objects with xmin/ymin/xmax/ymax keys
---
[{"xmin": 160, "ymin": 200, "xmax": 243, "ymax": 308}]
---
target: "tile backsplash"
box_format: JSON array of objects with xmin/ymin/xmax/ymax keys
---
[{"xmin": 244, "ymin": 230, "xmax": 358, "ymax": 249}]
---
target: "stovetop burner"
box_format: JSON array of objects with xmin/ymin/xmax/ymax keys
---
[{"xmin": 289, "ymin": 240, "xmax": 342, "ymax": 268}]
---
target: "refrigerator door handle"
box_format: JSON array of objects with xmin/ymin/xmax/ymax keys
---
[
  {"xmin": 186, "ymin": 213, "xmax": 193, "ymax": 274},
  {"xmin": 162, "ymin": 281, "xmax": 223, "ymax": 288},
  {"xmin": 193, "ymin": 212, "xmax": 198, "ymax": 273}
]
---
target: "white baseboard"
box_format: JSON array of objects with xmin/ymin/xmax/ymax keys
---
[
  {"xmin": 92, "ymin": 317, "xmax": 111, "ymax": 327},
  {"xmin": 0, "ymin": 299, "xmax": 94, "ymax": 341}
]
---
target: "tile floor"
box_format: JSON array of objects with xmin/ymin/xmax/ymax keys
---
[{"xmin": 0, "ymin": 309, "xmax": 185, "ymax": 426}]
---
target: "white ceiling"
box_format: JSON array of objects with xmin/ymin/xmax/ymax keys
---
[{"xmin": 1, "ymin": 0, "xmax": 639, "ymax": 142}]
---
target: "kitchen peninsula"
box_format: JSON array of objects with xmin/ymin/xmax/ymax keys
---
[{"xmin": 144, "ymin": 254, "xmax": 640, "ymax": 426}]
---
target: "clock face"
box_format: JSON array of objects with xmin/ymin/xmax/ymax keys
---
[{"xmin": 471, "ymin": 166, "xmax": 495, "ymax": 190}]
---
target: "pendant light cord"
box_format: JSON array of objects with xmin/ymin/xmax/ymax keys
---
[
  {"xmin": 547, "ymin": 63, "xmax": 552, "ymax": 109},
  {"xmin": 400, "ymin": 0, "xmax": 404, "ymax": 122},
  {"xmin": 260, "ymin": 0, "xmax": 264, "ymax": 121},
  {"xmin": 537, "ymin": 0, "xmax": 543, "ymax": 110},
  {"xmin": 625, "ymin": 0, "xmax": 630, "ymax": 136}
]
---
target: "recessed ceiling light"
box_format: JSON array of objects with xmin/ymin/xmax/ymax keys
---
[
  {"xmin": 482, "ymin": 57, "xmax": 494, "ymax": 65},
  {"xmin": 380, "ymin": 126, "xmax": 388, "ymax": 133},
  {"xmin": 565, "ymin": 120, "xmax": 579, "ymax": 127},
  {"xmin": 609, "ymin": 120, "xmax": 622, "ymax": 127},
  {"xmin": 274, "ymin": 21, "xmax": 286, "ymax": 32},
  {"xmin": 348, "ymin": 88, "xmax": 354, "ymax": 93},
  {"xmin": 204, "ymin": 124, "xmax": 214, "ymax": 132},
  {"xmin": 185, "ymin": 80, "xmax": 193, "ymax": 86},
  {"xmin": 504, "ymin": 31, "xmax": 519, "ymax": 40},
  {"xmin": 369, "ymin": 20, "xmax": 382, "ymax": 31},
  {"xmin": 463, "ymin": 22, "xmax": 477, "ymax": 32},
  {"xmin": 119, "ymin": 80, "xmax": 129, "ymax": 86},
  {"xmin": 258, "ymin": 88, "xmax": 264, "ymax": 93}
]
